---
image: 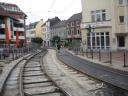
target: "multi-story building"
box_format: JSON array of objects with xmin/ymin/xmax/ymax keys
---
[
  {"xmin": 81, "ymin": 0, "xmax": 128, "ymax": 50},
  {"xmin": 0, "ymin": 2, "xmax": 27, "ymax": 46},
  {"xmin": 66, "ymin": 13, "xmax": 82, "ymax": 47},
  {"xmin": 112, "ymin": 0, "xmax": 128, "ymax": 50},
  {"xmin": 42, "ymin": 17, "xmax": 60, "ymax": 47},
  {"xmin": 26, "ymin": 19, "xmax": 44, "ymax": 43},
  {"xmin": 51, "ymin": 20, "xmax": 66, "ymax": 42}
]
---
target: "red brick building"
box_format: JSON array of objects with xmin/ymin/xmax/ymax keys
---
[{"xmin": 66, "ymin": 13, "xmax": 82, "ymax": 47}]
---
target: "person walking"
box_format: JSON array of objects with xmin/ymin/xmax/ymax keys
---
[{"xmin": 57, "ymin": 42, "xmax": 61, "ymax": 52}]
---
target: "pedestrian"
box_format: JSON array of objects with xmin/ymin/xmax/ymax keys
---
[{"xmin": 57, "ymin": 42, "xmax": 61, "ymax": 52}]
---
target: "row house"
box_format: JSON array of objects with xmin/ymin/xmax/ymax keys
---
[
  {"xmin": 26, "ymin": 19, "xmax": 44, "ymax": 43},
  {"xmin": 81, "ymin": 0, "xmax": 128, "ymax": 50},
  {"xmin": 0, "ymin": 2, "xmax": 26, "ymax": 46},
  {"xmin": 42, "ymin": 17, "xmax": 60, "ymax": 47},
  {"xmin": 51, "ymin": 20, "xmax": 67, "ymax": 45},
  {"xmin": 66, "ymin": 13, "xmax": 82, "ymax": 47}
]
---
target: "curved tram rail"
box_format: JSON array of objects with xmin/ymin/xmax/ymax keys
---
[{"xmin": 0, "ymin": 50, "xmax": 69, "ymax": 96}]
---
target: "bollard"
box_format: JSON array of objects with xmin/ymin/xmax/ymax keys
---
[
  {"xmin": 99, "ymin": 49, "xmax": 101, "ymax": 61},
  {"xmin": 11, "ymin": 49, "xmax": 14, "ymax": 60},
  {"xmin": 124, "ymin": 51, "xmax": 126, "ymax": 67},
  {"xmin": 86, "ymin": 49, "xmax": 88, "ymax": 58},
  {"xmin": 91, "ymin": 49, "xmax": 93, "ymax": 59},
  {"xmin": 15, "ymin": 49, "xmax": 17, "ymax": 59},
  {"xmin": 110, "ymin": 51, "xmax": 112, "ymax": 64}
]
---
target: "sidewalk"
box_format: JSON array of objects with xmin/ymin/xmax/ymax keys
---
[{"xmin": 67, "ymin": 49, "xmax": 128, "ymax": 72}]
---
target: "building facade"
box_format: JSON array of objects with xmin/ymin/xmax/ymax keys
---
[
  {"xmin": 0, "ymin": 2, "xmax": 26, "ymax": 46},
  {"xmin": 66, "ymin": 13, "xmax": 82, "ymax": 47},
  {"xmin": 81, "ymin": 0, "xmax": 128, "ymax": 50},
  {"xmin": 51, "ymin": 20, "xmax": 66, "ymax": 41},
  {"xmin": 26, "ymin": 19, "xmax": 44, "ymax": 43},
  {"xmin": 42, "ymin": 17, "xmax": 60, "ymax": 47}
]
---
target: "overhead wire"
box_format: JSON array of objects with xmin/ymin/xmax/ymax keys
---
[
  {"xmin": 49, "ymin": 0, "xmax": 75, "ymax": 14},
  {"xmin": 48, "ymin": 0, "xmax": 56, "ymax": 12}
]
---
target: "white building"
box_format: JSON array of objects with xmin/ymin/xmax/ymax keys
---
[{"xmin": 42, "ymin": 17, "xmax": 60, "ymax": 47}]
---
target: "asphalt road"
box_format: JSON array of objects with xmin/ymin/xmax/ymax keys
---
[{"xmin": 57, "ymin": 49, "xmax": 128, "ymax": 91}]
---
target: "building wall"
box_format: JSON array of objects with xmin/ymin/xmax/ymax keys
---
[
  {"xmin": 35, "ymin": 20, "xmax": 44, "ymax": 38},
  {"xmin": 81, "ymin": 0, "xmax": 112, "ymax": 23},
  {"xmin": 51, "ymin": 27, "xmax": 66, "ymax": 40},
  {"xmin": 81, "ymin": 0, "xmax": 112, "ymax": 50},
  {"xmin": 0, "ymin": 16, "xmax": 26, "ymax": 44},
  {"xmin": 111, "ymin": 0, "xmax": 128, "ymax": 49},
  {"xmin": 81, "ymin": 0, "xmax": 128, "ymax": 50},
  {"xmin": 42, "ymin": 21, "xmax": 51, "ymax": 47}
]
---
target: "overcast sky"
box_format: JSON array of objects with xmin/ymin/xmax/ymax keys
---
[{"xmin": 0, "ymin": 0, "xmax": 82, "ymax": 24}]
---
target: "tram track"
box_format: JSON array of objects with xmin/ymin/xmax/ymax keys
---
[{"xmin": 0, "ymin": 49, "xmax": 70, "ymax": 96}]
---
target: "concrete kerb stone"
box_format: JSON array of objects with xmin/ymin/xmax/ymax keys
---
[{"xmin": 0, "ymin": 54, "xmax": 30, "ymax": 95}]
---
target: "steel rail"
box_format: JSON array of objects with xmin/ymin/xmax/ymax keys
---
[
  {"xmin": 0, "ymin": 54, "xmax": 31, "ymax": 95},
  {"xmin": 19, "ymin": 51, "xmax": 42, "ymax": 96}
]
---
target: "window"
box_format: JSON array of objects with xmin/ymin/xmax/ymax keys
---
[
  {"xmin": 87, "ymin": 32, "xmax": 110, "ymax": 49},
  {"xmin": 102, "ymin": 10, "xmax": 106, "ymax": 21},
  {"xmin": 91, "ymin": 10, "xmax": 106, "ymax": 22},
  {"xmin": 67, "ymin": 23, "xmax": 70, "ymax": 27},
  {"xmin": 0, "ymin": 29, "xmax": 5, "ymax": 34},
  {"xmin": 71, "ymin": 22, "xmax": 74, "ymax": 27},
  {"xmin": 96, "ymin": 10, "xmax": 101, "ymax": 22},
  {"xmin": 119, "ymin": 16, "xmax": 124, "ymax": 23},
  {"xmin": 119, "ymin": 0, "xmax": 124, "ymax": 5},
  {"xmin": 77, "ymin": 29, "xmax": 80, "ymax": 34},
  {"xmin": 76, "ymin": 21, "xmax": 80, "ymax": 26}
]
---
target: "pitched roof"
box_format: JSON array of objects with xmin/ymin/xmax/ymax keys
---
[
  {"xmin": 67, "ymin": 13, "xmax": 82, "ymax": 22},
  {"xmin": 28, "ymin": 22, "xmax": 38, "ymax": 29},
  {"xmin": 51, "ymin": 20, "xmax": 66, "ymax": 28},
  {"xmin": 48, "ymin": 17, "xmax": 61, "ymax": 27},
  {"xmin": 42, "ymin": 17, "xmax": 61, "ymax": 27}
]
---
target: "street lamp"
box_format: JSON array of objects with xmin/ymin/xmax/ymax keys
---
[
  {"xmin": 86, "ymin": 25, "xmax": 95, "ymax": 33},
  {"xmin": 85, "ymin": 24, "xmax": 95, "ymax": 59}
]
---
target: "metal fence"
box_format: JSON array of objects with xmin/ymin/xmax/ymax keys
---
[
  {"xmin": 72, "ymin": 47, "xmax": 128, "ymax": 67},
  {"xmin": 0, "ymin": 43, "xmax": 39, "ymax": 61}
]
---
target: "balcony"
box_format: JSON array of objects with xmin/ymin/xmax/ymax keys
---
[
  {"xmin": 13, "ymin": 27, "xmax": 24, "ymax": 31},
  {"xmin": 81, "ymin": 21, "xmax": 112, "ymax": 29},
  {"xmin": 14, "ymin": 36, "xmax": 25, "ymax": 39},
  {"xmin": 0, "ymin": 35, "xmax": 5, "ymax": 39},
  {"xmin": 74, "ymin": 34, "xmax": 81, "ymax": 38},
  {"xmin": 0, "ymin": 24, "xmax": 5, "ymax": 28},
  {"xmin": 18, "ymin": 19, "xmax": 24, "ymax": 23},
  {"xmin": 67, "ymin": 34, "xmax": 81, "ymax": 39}
]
